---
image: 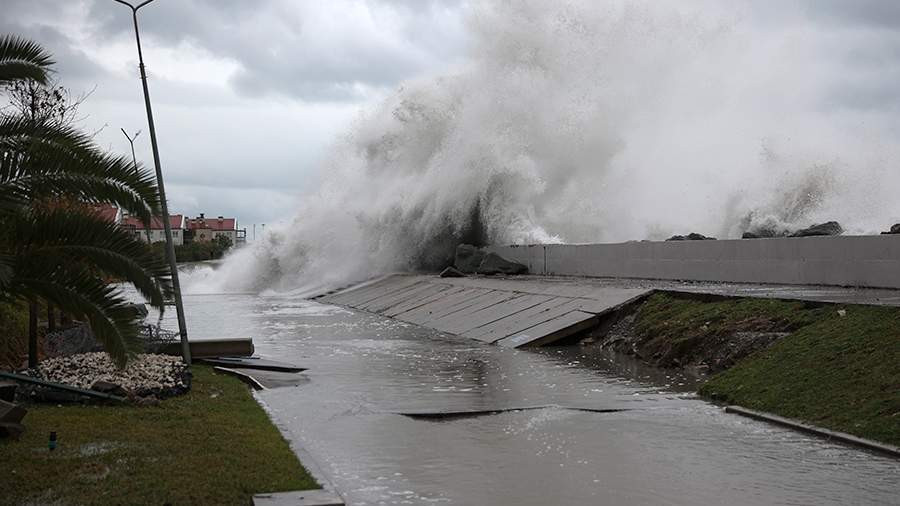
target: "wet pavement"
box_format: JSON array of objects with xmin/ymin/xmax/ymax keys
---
[{"xmin": 161, "ymin": 292, "xmax": 899, "ymax": 505}]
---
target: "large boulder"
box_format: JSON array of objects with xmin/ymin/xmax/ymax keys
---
[
  {"xmin": 454, "ymin": 244, "xmax": 486, "ymax": 273},
  {"xmin": 476, "ymin": 252, "xmax": 528, "ymax": 275},
  {"xmin": 453, "ymin": 244, "xmax": 527, "ymax": 275},
  {"xmin": 742, "ymin": 227, "xmax": 780, "ymax": 239},
  {"xmin": 439, "ymin": 266, "xmax": 466, "ymax": 278},
  {"xmin": 881, "ymin": 223, "xmax": 900, "ymax": 235},
  {"xmin": 790, "ymin": 221, "xmax": 842, "ymax": 237},
  {"xmin": 666, "ymin": 232, "xmax": 716, "ymax": 241}
]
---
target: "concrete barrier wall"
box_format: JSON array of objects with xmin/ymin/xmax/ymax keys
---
[{"xmin": 487, "ymin": 235, "xmax": 900, "ymax": 289}]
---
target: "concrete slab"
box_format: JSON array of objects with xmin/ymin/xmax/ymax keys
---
[
  {"xmin": 318, "ymin": 278, "xmax": 394, "ymax": 305},
  {"xmin": 252, "ymin": 489, "xmax": 344, "ymax": 506},
  {"xmin": 199, "ymin": 357, "xmax": 305, "ymax": 372},
  {"xmin": 382, "ymin": 285, "xmax": 465, "ymax": 317},
  {"xmin": 396, "ymin": 288, "xmax": 492, "ymax": 324},
  {"xmin": 161, "ymin": 337, "xmax": 254, "ymax": 358},
  {"xmin": 426, "ymin": 291, "xmax": 523, "ymax": 333},
  {"xmin": 320, "ymin": 275, "xmax": 653, "ymax": 348},
  {"xmin": 330, "ymin": 276, "xmax": 420, "ymax": 307},
  {"xmin": 464, "ymin": 298, "xmax": 583, "ymax": 343},
  {"xmin": 359, "ymin": 282, "xmax": 436, "ymax": 313},
  {"xmin": 494, "ymin": 310, "xmax": 598, "ymax": 348},
  {"xmin": 434, "ymin": 293, "xmax": 554, "ymax": 335}
]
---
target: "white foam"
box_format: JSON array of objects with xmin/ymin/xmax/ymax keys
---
[{"xmin": 188, "ymin": 1, "xmax": 900, "ymax": 295}]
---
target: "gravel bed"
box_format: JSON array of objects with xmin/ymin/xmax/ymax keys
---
[{"xmin": 31, "ymin": 352, "xmax": 191, "ymax": 399}]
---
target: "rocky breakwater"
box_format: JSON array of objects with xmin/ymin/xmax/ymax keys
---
[
  {"xmin": 881, "ymin": 223, "xmax": 900, "ymax": 235},
  {"xmin": 742, "ymin": 220, "xmax": 843, "ymax": 239},
  {"xmin": 450, "ymin": 244, "xmax": 528, "ymax": 275}
]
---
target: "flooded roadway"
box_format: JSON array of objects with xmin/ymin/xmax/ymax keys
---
[{"xmin": 165, "ymin": 292, "xmax": 899, "ymax": 505}]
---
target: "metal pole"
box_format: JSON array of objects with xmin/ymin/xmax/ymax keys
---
[
  {"xmin": 114, "ymin": 0, "xmax": 190, "ymax": 364},
  {"xmin": 120, "ymin": 128, "xmax": 151, "ymax": 243}
]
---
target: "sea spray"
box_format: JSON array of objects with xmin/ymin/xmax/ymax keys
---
[{"xmin": 186, "ymin": 0, "xmax": 900, "ymax": 294}]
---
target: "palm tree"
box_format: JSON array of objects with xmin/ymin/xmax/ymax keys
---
[
  {"xmin": 0, "ymin": 35, "xmax": 52, "ymax": 87},
  {"xmin": 1, "ymin": 35, "xmax": 171, "ymax": 368}
]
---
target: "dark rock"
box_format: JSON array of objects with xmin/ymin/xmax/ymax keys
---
[
  {"xmin": 454, "ymin": 244, "xmax": 486, "ymax": 273},
  {"xmin": 666, "ymin": 233, "xmax": 716, "ymax": 241},
  {"xmin": 25, "ymin": 387, "xmax": 85, "ymax": 403},
  {"xmin": 880, "ymin": 223, "xmax": 900, "ymax": 235},
  {"xmin": 0, "ymin": 382, "xmax": 16, "ymax": 403},
  {"xmin": 90, "ymin": 381, "xmax": 128, "ymax": 398},
  {"xmin": 742, "ymin": 227, "xmax": 781, "ymax": 239},
  {"xmin": 0, "ymin": 400, "xmax": 27, "ymax": 439},
  {"xmin": 439, "ymin": 266, "xmax": 466, "ymax": 278},
  {"xmin": 476, "ymin": 252, "xmax": 528, "ymax": 275},
  {"xmin": 790, "ymin": 221, "xmax": 842, "ymax": 237}
]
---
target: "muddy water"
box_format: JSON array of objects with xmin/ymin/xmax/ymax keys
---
[{"xmin": 161, "ymin": 293, "xmax": 899, "ymax": 505}]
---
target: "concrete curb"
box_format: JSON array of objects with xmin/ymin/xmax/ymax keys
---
[
  {"xmin": 252, "ymin": 393, "xmax": 346, "ymax": 505},
  {"xmin": 724, "ymin": 406, "xmax": 900, "ymax": 458}
]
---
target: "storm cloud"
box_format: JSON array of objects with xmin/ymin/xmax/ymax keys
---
[{"xmin": 3, "ymin": 0, "xmax": 900, "ymax": 229}]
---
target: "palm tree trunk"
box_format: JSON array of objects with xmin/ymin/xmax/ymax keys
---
[
  {"xmin": 47, "ymin": 303, "xmax": 55, "ymax": 332},
  {"xmin": 28, "ymin": 300, "xmax": 38, "ymax": 368}
]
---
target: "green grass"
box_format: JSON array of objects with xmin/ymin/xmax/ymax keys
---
[
  {"xmin": 634, "ymin": 293, "xmax": 900, "ymax": 447},
  {"xmin": 631, "ymin": 293, "xmax": 827, "ymax": 366},
  {"xmin": 699, "ymin": 303, "xmax": 900, "ymax": 446},
  {"xmin": 0, "ymin": 365, "xmax": 318, "ymax": 505}
]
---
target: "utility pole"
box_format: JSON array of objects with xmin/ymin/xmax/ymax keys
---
[
  {"xmin": 113, "ymin": 0, "xmax": 190, "ymax": 364},
  {"xmin": 120, "ymin": 127, "xmax": 151, "ymax": 243}
]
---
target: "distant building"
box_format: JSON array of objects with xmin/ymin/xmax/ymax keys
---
[
  {"xmin": 90, "ymin": 204, "xmax": 123, "ymax": 224},
  {"xmin": 121, "ymin": 214, "xmax": 186, "ymax": 246},
  {"xmin": 185, "ymin": 213, "xmax": 246, "ymax": 245}
]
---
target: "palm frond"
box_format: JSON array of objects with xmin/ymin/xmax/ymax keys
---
[
  {"xmin": 13, "ymin": 208, "xmax": 172, "ymax": 308},
  {"xmin": 0, "ymin": 116, "xmax": 161, "ymax": 223},
  {"xmin": 12, "ymin": 264, "xmax": 143, "ymax": 368},
  {"xmin": 0, "ymin": 35, "xmax": 54, "ymax": 85}
]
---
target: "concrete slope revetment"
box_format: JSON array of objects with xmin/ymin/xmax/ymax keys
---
[{"xmin": 313, "ymin": 274, "xmax": 650, "ymax": 348}]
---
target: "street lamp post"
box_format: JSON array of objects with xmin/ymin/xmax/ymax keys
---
[
  {"xmin": 113, "ymin": 0, "xmax": 191, "ymax": 364},
  {"xmin": 120, "ymin": 128, "xmax": 151, "ymax": 243}
]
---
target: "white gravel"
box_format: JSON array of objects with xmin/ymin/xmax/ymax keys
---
[{"xmin": 35, "ymin": 352, "xmax": 189, "ymax": 397}]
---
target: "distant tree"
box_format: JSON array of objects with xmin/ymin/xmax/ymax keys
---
[
  {"xmin": 3, "ymin": 77, "xmax": 91, "ymax": 128},
  {"xmin": 213, "ymin": 234, "xmax": 233, "ymax": 251}
]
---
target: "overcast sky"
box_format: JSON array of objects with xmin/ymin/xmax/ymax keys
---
[
  {"xmin": 4, "ymin": 1, "xmax": 900, "ymax": 232},
  {"xmin": 2, "ymin": 0, "xmax": 468, "ymax": 229}
]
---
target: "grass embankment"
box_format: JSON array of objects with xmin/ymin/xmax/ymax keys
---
[
  {"xmin": 633, "ymin": 293, "xmax": 900, "ymax": 446},
  {"xmin": 0, "ymin": 365, "xmax": 317, "ymax": 505}
]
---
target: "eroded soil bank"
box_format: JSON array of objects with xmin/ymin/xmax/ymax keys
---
[{"xmin": 589, "ymin": 292, "xmax": 900, "ymax": 446}]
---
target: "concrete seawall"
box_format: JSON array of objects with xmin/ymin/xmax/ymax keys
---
[{"xmin": 487, "ymin": 235, "xmax": 900, "ymax": 289}]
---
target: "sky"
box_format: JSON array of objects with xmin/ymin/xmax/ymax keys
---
[
  {"xmin": 4, "ymin": 0, "xmax": 900, "ymax": 235},
  {"xmin": 2, "ymin": 0, "xmax": 468, "ymax": 230}
]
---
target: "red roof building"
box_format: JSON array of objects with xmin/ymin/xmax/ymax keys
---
[
  {"xmin": 121, "ymin": 214, "xmax": 184, "ymax": 230},
  {"xmin": 121, "ymin": 214, "xmax": 185, "ymax": 245},
  {"xmin": 186, "ymin": 213, "xmax": 242, "ymax": 244},
  {"xmin": 90, "ymin": 204, "xmax": 121, "ymax": 224}
]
